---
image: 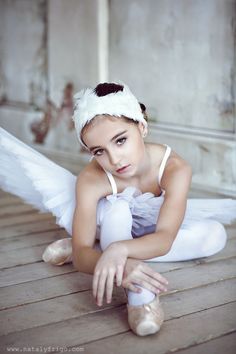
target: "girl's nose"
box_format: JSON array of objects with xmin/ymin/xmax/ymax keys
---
[{"xmin": 108, "ymin": 151, "xmax": 121, "ymax": 165}]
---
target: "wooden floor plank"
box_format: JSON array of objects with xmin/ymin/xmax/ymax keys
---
[
  {"xmin": 0, "ymin": 195, "xmax": 22, "ymax": 207},
  {"xmin": 1, "ymin": 269, "xmax": 235, "ymax": 336},
  {"xmin": 0, "ymin": 212, "xmax": 53, "ymax": 228},
  {"xmin": 0, "ymin": 302, "xmax": 235, "ymax": 352},
  {"xmin": 0, "ymin": 190, "xmax": 8, "ymax": 197},
  {"xmin": 0, "ymin": 262, "xmax": 75, "ymax": 287},
  {"xmin": 171, "ymin": 332, "xmax": 236, "ymax": 354},
  {"xmin": 0, "ymin": 203, "xmax": 39, "ymax": 218},
  {"xmin": 0, "ymin": 229, "xmax": 68, "ymax": 251},
  {"xmin": 72, "ymin": 302, "xmax": 236, "ymax": 354},
  {"xmin": 0, "ymin": 272, "xmax": 92, "ymax": 310},
  {"xmin": 0, "ymin": 276, "xmax": 235, "ymax": 336},
  {"xmin": 162, "ymin": 277, "xmax": 236, "ymax": 320},
  {"xmin": 153, "ymin": 257, "xmax": 236, "ymax": 292},
  {"xmin": 0, "ymin": 287, "xmax": 127, "ymax": 335},
  {"xmin": 0, "ymin": 219, "xmax": 62, "ymax": 239},
  {"xmin": 0, "ymin": 244, "xmax": 51, "ymax": 269}
]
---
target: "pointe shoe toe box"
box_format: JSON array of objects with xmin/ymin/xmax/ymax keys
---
[
  {"xmin": 127, "ymin": 296, "xmax": 164, "ymax": 336},
  {"xmin": 42, "ymin": 238, "xmax": 72, "ymax": 265}
]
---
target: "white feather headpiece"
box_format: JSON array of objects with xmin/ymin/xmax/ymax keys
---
[{"xmin": 72, "ymin": 83, "xmax": 147, "ymax": 146}]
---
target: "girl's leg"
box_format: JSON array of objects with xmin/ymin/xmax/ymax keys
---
[
  {"xmin": 146, "ymin": 220, "xmax": 227, "ymax": 263},
  {"xmin": 99, "ymin": 199, "xmax": 133, "ymax": 250},
  {"xmin": 99, "ymin": 198, "xmax": 156, "ymax": 306}
]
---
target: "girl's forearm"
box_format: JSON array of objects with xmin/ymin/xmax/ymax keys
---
[
  {"xmin": 119, "ymin": 230, "xmax": 175, "ymax": 260},
  {"xmin": 73, "ymin": 246, "xmax": 101, "ymax": 274}
]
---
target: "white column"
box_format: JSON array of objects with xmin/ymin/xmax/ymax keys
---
[{"xmin": 98, "ymin": 0, "xmax": 109, "ymax": 82}]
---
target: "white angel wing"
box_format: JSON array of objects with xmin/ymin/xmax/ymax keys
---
[{"xmin": 0, "ymin": 127, "xmax": 76, "ymax": 235}]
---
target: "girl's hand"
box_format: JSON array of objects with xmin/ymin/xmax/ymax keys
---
[
  {"xmin": 93, "ymin": 242, "xmax": 128, "ymax": 306},
  {"xmin": 122, "ymin": 259, "xmax": 168, "ymax": 294}
]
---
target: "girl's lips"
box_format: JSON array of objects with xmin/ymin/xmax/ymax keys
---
[{"xmin": 116, "ymin": 165, "xmax": 130, "ymax": 173}]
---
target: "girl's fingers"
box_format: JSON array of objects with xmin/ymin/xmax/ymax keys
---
[
  {"xmin": 96, "ymin": 272, "xmax": 107, "ymax": 306},
  {"xmin": 106, "ymin": 270, "xmax": 115, "ymax": 303},
  {"xmin": 134, "ymin": 273, "xmax": 167, "ymax": 293},
  {"xmin": 92, "ymin": 271, "xmax": 99, "ymax": 298},
  {"xmin": 116, "ymin": 265, "xmax": 124, "ymax": 287},
  {"xmin": 136, "ymin": 280, "xmax": 160, "ymax": 295},
  {"xmin": 143, "ymin": 266, "xmax": 168, "ymax": 285},
  {"xmin": 127, "ymin": 283, "xmax": 143, "ymax": 293}
]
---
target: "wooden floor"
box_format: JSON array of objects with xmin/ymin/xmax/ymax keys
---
[{"xmin": 0, "ymin": 188, "xmax": 236, "ymax": 354}]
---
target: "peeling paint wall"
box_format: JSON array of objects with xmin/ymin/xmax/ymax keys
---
[
  {"xmin": 0, "ymin": 0, "xmax": 47, "ymax": 108},
  {"xmin": 48, "ymin": 0, "xmax": 99, "ymax": 106},
  {"xmin": 0, "ymin": 0, "xmax": 235, "ymax": 194},
  {"xmin": 109, "ymin": 0, "xmax": 235, "ymax": 132}
]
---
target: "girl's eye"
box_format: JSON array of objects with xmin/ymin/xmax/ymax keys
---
[
  {"xmin": 116, "ymin": 137, "xmax": 127, "ymax": 145},
  {"xmin": 93, "ymin": 149, "xmax": 104, "ymax": 156}
]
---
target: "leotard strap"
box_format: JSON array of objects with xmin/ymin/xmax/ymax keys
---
[
  {"xmin": 105, "ymin": 170, "xmax": 118, "ymax": 195},
  {"xmin": 158, "ymin": 144, "xmax": 171, "ymax": 186},
  {"xmin": 104, "ymin": 144, "xmax": 171, "ymax": 195}
]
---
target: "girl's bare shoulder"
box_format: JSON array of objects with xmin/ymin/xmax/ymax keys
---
[
  {"xmin": 147, "ymin": 142, "xmax": 188, "ymax": 168},
  {"xmin": 146, "ymin": 143, "xmax": 169, "ymax": 166},
  {"xmin": 147, "ymin": 143, "xmax": 192, "ymax": 192},
  {"xmin": 76, "ymin": 159, "xmax": 112, "ymax": 201}
]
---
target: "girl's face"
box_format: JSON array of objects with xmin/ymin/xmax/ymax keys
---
[{"xmin": 82, "ymin": 115, "xmax": 148, "ymax": 178}]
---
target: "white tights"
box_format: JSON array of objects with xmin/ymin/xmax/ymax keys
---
[{"xmin": 98, "ymin": 199, "xmax": 227, "ymax": 306}]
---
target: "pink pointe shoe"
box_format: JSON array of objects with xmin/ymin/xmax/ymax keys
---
[
  {"xmin": 127, "ymin": 296, "xmax": 164, "ymax": 336},
  {"xmin": 42, "ymin": 238, "xmax": 73, "ymax": 266}
]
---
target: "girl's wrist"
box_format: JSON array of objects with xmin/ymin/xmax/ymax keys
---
[{"xmin": 110, "ymin": 241, "xmax": 129, "ymax": 257}]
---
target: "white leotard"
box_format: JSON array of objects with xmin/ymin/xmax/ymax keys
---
[{"xmin": 104, "ymin": 144, "xmax": 171, "ymax": 195}]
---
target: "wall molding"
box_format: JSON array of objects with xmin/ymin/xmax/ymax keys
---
[
  {"xmin": 147, "ymin": 122, "xmax": 236, "ymax": 197},
  {"xmin": 148, "ymin": 122, "xmax": 236, "ymax": 143}
]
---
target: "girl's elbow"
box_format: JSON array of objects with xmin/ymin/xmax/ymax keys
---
[
  {"xmin": 160, "ymin": 245, "xmax": 171, "ymax": 256},
  {"xmin": 161, "ymin": 238, "xmax": 175, "ymax": 256}
]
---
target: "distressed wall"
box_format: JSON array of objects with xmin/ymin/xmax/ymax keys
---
[
  {"xmin": 48, "ymin": 0, "xmax": 99, "ymax": 106},
  {"xmin": 0, "ymin": 0, "xmax": 235, "ymax": 195},
  {"xmin": 109, "ymin": 0, "xmax": 235, "ymax": 132},
  {"xmin": 109, "ymin": 0, "xmax": 236, "ymax": 195},
  {"xmin": 0, "ymin": 0, "xmax": 47, "ymax": 107}
]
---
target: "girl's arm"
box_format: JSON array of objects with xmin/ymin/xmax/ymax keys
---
[
  {"xmin": 72, "ymin": 171, "xmax": 103, "ymax": 274},
  {"xmin": 72, "ymin": 168, "xmax": 168, "ymax": 306},
  {"xmin": 117, "ymin": 156, "xmax": 192, "ymax": 260}
]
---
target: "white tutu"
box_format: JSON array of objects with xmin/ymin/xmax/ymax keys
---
[
  {"xmin": 0, "ymin": 127, "xmax": 76, "ymax": 235},
  {"xmin": 0, "ymin": 127, "xmax": 236, "ymax": 238},
  {"xmin": 98, "ymin": 187, "xmax": 236, "ymax": 237}
]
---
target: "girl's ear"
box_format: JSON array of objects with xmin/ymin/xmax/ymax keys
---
[{"xmin": 138, "ymin": 122, "xmax": 148, "ymax": 138}]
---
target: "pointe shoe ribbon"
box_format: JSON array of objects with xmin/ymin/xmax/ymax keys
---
[
  {"xmin": 127, "ymin": 296, "xmax": 164, "ymax": 336},
  {"xmin": 42, "ymin": 238, "xmax": 73, "ymax": 266}
]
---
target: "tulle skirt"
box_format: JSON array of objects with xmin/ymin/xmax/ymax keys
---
[{"xmin": 97, "ymin": 186, "xmax": 236, "ymax": 238}]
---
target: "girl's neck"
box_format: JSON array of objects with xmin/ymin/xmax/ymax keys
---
[{"xmin": 135, "ymin": 146, "xmax": 152, "ymax": 179}]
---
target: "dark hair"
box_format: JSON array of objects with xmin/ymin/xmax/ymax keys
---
[
  {"xmin": 94, "ymin": 82, "xmax": 147, "ymax": 118},
  {"xmin": 94, "ymin": 83, "xmax": 124, "ymax": 96}
]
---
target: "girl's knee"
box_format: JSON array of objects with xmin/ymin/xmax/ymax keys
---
[
  {"xmin": 105, "ymin": 198, "xmax": 131, "ymax": 222},
  {"xmin": 99, "ymin": 198, "xmax": 133, "ymax": 251},
  {"xmin": 202, "ymin": 220, "xmax": 227, "ymax": 256}
]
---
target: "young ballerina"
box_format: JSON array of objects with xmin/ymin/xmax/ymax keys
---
[{"xmin": 0, "ymin": 82, "xmax": 236, "ymax": 337}]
